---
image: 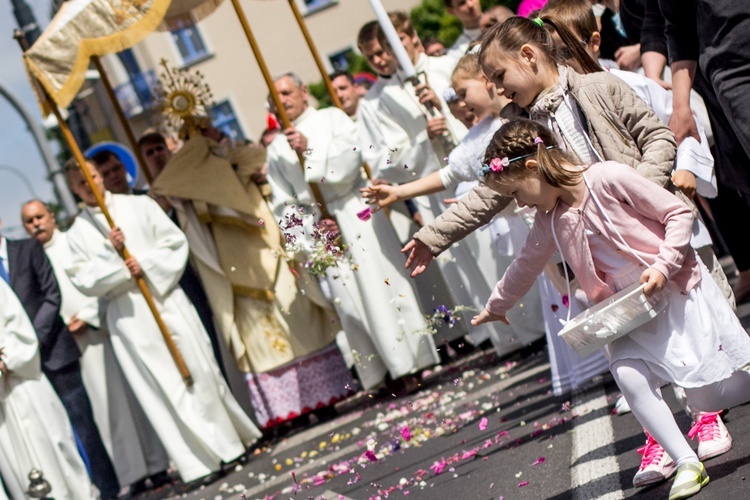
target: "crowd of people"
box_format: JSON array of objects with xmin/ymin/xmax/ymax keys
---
[{"xmin": 2, "ymin": 0, "xmax": 750, "ymax": 499}]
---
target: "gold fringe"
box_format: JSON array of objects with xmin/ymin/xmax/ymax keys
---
[{"xmin": 25, "ymin": 0, "xmax": 172, "ymax": 111}]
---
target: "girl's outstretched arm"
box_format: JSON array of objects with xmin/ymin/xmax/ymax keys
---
[{"xmin": 361, "ymin": 171, "xmax": 446, "ymax": 211}]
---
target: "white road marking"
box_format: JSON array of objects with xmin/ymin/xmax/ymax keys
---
[{"xmin": 570, "ymin": 387, "xmax": 624, "ymax": 500}]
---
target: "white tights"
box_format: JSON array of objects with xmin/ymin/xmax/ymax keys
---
[{"xmin": 611, "ymin": 358, "xmax": 750, "ymax": 466}]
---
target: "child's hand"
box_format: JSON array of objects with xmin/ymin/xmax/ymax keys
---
[
  {"xmin": 639, "ymin": 268, "xmax": 667, "ymax": 296},
  {"xmin": 471, "ymin": 309, "xmax": 509, "ymax": 326},
  {"xmin": 402, "ymin": 239, "xmax": 434, "ymax": 277},
  {"xmin": 361, "ymin": 184, "xmax": 400, "ymax": 211},
  {"xmin": 671, "ymin": 170, "xmax": 697, "ymax": 198}
]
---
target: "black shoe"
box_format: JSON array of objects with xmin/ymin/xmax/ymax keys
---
[
  {"xmin": 182, "ymin": 471, "xmax": 221, "ymax": 492},
  {"xmin": 129, "ymin": 478, "xmax": 149, "ymax": 497}
]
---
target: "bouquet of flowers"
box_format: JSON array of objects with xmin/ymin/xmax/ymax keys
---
[{"xmin": 279, "ymin": 206, "xmax": 354, "ymax": 277}]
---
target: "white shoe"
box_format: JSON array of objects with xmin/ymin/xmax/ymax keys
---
[
  {"xmin": 633, "ymin": 432, "xmax": 676, "ymax": 487},
  {"xmin": 688, "ymin": 412, "xmax": 732, "ymax": 461},
  {"xmin": 614, "ymin": 394, "xmax": 631, "ymax": 415}
]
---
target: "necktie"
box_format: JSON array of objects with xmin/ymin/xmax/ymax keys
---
[{"xmin": 0, "ymin": 257, "xmax": 8, "ymax": 284}]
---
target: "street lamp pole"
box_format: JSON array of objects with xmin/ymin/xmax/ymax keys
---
[
  {"xmin": 0, "ymin": 81, "xmax": 78, "ymax": 219},
  {"xmin": 0, "ymin": 164, "xmax": 39, "ymax": 199}
]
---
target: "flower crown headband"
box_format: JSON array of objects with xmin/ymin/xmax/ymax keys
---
[{"xmin": 479, "ymin": 137, "xmax": 556, "ymax": 176}]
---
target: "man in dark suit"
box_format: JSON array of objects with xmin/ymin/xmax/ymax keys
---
[{"xmin": 0, "ymin": 218, "xmax": 121, "ymax": 499}]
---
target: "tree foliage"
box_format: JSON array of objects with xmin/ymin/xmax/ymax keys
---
[
  {"xmin": 411, "ymin": 0, "xmax": 521, "ymax": 47},
  {"xmin": 308, "ymin": 0, "xmax": 522, "ymax": 107}
]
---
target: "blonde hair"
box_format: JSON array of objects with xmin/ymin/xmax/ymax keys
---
[
  {"xmin": 483, "ymin": 119, "xmax": 581, "ymax": 188},
  {"xmin": 539, "ymin": 0, "xmax": 604, "ymax": 74},
  {"xmin": 451, "ymin": 53, "xmax": 482, "ymax": 86}
]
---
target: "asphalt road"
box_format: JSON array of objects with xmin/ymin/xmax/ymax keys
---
[{"xmin": 145, "ymin": 263, "xmax": 750, "ymax": 500}]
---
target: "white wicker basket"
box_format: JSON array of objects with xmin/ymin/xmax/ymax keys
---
[{"xmin": 558, "ymin": 283, "xmax": 668, "ymax": 357}]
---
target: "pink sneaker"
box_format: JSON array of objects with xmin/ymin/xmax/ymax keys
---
[
  {"xmin": 688, "ymin": 412, "xmax": 732, "ymax": 461},
  {"xmin": 633, "ymin": 432, "xmax": 676, "ymax": 487}
]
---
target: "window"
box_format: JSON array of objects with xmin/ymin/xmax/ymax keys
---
[
  {"xmin": 171, "ymin": 25, "xmax": 209, "ymax": 65},
  {"xmin": 209, "ymin": 100, "xmax": 246, "ymax": 142},
  {"xmin": 299, "ymin": 0, "xmax": 337, "ymax": 16},
  {"xmin": 328, "ymin": 47, "xmax": 355, "ymax": 71}
]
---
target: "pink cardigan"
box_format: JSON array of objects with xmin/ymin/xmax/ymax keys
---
[{"xmin": 487, "ymin": 161, "xmax": 700, "ymax": 315}]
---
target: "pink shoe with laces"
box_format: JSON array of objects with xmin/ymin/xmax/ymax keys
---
[
  {"xmin": 633, "ymin": 432, "xmax": 676, "ymax": 487},
  {"xmin": 688, "ymin": 411, "xmax": 732, "ymax": 461}
]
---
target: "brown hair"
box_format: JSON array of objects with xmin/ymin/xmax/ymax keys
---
[
  {"xmin": 483, "ymin": 119, "xmax": 582, "ymax": 188},
  {"xmin": 451, "ymin": 53, "xmax": 482, "ymax": 86},
  {"xmin": 478, "ymin": 16, "xmax": 557, "ymax": 70},
  {"xmin": 138, "ymin": 132, "xmax": 167, "ymax": 149},
  {"xmin": 539, "ymin": 0, "xmax": 604, "ymax": 74},
  {"xmin": 357, "ymin": 20, "xmax": 380, "ymax": 48},
  {"xmin": 376, "ymin": 11, "xmax": 415, "ymax": 49}
]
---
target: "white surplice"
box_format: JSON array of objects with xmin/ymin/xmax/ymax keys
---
[
  {"xmin": 44, "ymin": 229, "xmax": 169, "ymax": 486},
  {"xmin": 267, "ymin": 106, "xmax": 440, "ymax": 385},
  {"xmin": 0, "ymin": 280, "xmax": 94, "ymax": 500},
  {"xmin": 65, "ymin": 193, "xmax": 261, "ymax": 482},
  {"xmin": 446, "ymin": 27, "xmax": 481, "ymax": 61}
]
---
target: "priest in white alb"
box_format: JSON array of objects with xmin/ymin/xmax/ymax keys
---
[
  {"xmin": 20, "ymin": 199, "xmax": 171, "ymax": 491},
  {"xmin": 63, "ymin": 160, "xmax": 261, "ymax": 484},
  {"xmin": 0, "ymin": 279, "xmax": 94, "ymax": 500},
  {"xmin": 266, "ymin": 72, "xmax": 440, "ymax": 390}
]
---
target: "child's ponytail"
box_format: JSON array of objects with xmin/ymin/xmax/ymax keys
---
[{"xmin": 538, "ymin": 0, "xmax": 606, "ymax": 75}]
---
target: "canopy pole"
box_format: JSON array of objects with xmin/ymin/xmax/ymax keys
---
[
  {"xmin": 286, "ymin": 0, "xmax": 377, "ymax": 183},
  {"xmin": 229, "ymin": 0, "xmax": 332, "ymax": 220},
  {"xmin": 17, "ymin": 33, "xmax": 192, "ymax": 386},
  {"xmin": 52, "ymin": 101, "xmax": 192, "ymax": 385},
  {"xmin": 92, "ymin": 55, "xmax": 154, "ymax": 185}
]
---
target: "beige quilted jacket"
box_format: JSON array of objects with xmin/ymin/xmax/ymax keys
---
[{"xmin": 414, "ymin": 68, "xmax": 677, "ymax": 255}]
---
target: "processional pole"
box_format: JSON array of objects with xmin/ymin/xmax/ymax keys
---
[
  {"xmin": 91, "ymin": 56, "xmax": 155, "ymax": 185},
  {"xmin": 229, "ymin": 0, "xmax": 333, "ymax": 220},
  {"xmin": 16, "ymin": 32, "xmax": 193, "ymax": 387},
  {"xmin": 285, "ymin": 0, "xmax": 376, "ymax": 183}
]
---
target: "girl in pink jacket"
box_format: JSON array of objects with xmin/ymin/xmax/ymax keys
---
[{"xmin": 472, "ymin": 119, "xmax": 750, "ymax": 500}]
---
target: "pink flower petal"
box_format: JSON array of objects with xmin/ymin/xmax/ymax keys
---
[
  {"xmin": 531, "ymin": 457, "xmax": 545, "ymax": 466},
  {"xmin": 430, "ymin": 459, "xmax": 446, "ymax": 475},
  {"xmin": 364, "ymin": 450, "xmax": 378, "ymax": 462},
  {"xmin": 400, "ymin": 426, "xmax": 412, "ymax": 442},
  {"xmin": 518, "ymin": 481, "xmax": 530, "ymax": 487},
  {"xmin": 357, "ymin": 207, "xmax": 373, "ymax": 221},
  {"xmin": 479, "ymin": 417, "xmax": 489, "ymax": 431}
]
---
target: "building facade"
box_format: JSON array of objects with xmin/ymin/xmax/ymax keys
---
[{"xmin": 82, "ymin": 0, "xmax": 421, "ymax": 151}]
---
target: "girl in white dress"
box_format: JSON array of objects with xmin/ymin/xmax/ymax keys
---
[{"xmin": 473, "ymin": 119, "xmax": 750, "ymax": 500}]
